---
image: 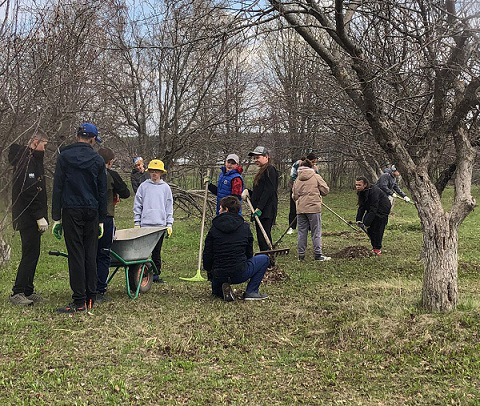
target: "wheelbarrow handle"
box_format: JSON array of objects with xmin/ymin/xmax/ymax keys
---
[{"xmin": 48, "ymin": 250, "xmax": 69, "ymax": 258}]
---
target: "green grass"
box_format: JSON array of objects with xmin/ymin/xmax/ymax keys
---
[{"xmin": 1, "ymin": 187, "xmax": 480, "ymax": 404}]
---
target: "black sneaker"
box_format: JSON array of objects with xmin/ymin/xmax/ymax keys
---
[
  {"xmin": 243, "ymin": 291, "xmax": 269, "ymax": 301},
  {"xmin": 153, "ymin": 274, "xmax": 165, "ymax": 283},
  {"xmin": 96, "ymin": 293, "xmax": 111, "ymax": 304},
  {"xmin": 222, "ymin": 283, "xmax": 235, "ymax": 302},
  {"xmin": 315, "ymin": 255, "xmax": 331, "ymax": 261},
  {"xmin": 56, "ymin": 302, "xmax": 87, "ymax": 313},
  {"xmin": 298, "ymin": 256, "xmax": 305, "ymax": 261}
]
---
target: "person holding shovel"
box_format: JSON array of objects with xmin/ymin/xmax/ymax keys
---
[
  {"xmin": 292, "ymin": 158, "xmax": 330, "ymax": 261},
  {"xmin": 52, "ymin": 122, "xmax": 107, "ymax": 313},
  {"xmin": 376, "ymin": 165, "xmax": 410, "ymax": 205},
  {"xmin": 204, "ymin": 153, "xmax": 244, "ymax": 215},
  {"xmin": 133, "ymin": 159, "xmax": 173, "ymax": 283},
  {"xmin": 8, "ymin": 128, "xmax": 49, "ymax": 306},
  {"xmin": 96, "ymin": 147, "xmax": 131, "ymax": 303},
  {"xmin": 203, "ymin": 196, "xmax": 270, "ymax": 301},
  {"xmin": 355, "ymin": 176, "xmax": 392, "ymax": 256},
  {"xmin": 241, "ymin": 146, "xmax": 279, "ymax": 252}
]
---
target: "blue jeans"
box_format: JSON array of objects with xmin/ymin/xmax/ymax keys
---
[
  {"xmin": 211, "ymin": 254, "xmax": 270, "ymax": 298},
  {"xmin": 96, "ymin": 216, "xmax": 114, "ymax": 294}
]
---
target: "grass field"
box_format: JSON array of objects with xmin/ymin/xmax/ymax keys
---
[{"xmin": 1, "ymin": 187, "xmax": 480, "ymax": 405}]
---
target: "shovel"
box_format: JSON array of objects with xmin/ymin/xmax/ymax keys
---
[
  {"xmin": 322, "ymin": 201, "xmax": 362, "ymax": 232},
  {"xmin": 245, "ymin": 195, "xmax": 289, "ymax": 257},
  {"xmin": 180, "ymin": 170, "xmax": 210, "ymax": 282}
]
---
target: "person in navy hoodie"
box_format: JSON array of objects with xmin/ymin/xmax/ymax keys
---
[
  {"xmin": 204, "ymin": 153, "xmax": 244, "ymax": 215},
  {"xmin": 52, "ymin": 122, "xmax": 107, "ymax": 313}
]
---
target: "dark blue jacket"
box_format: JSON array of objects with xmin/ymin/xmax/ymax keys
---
[
  {"xmin": 203, "ymin": 212, "xmax": 253, "ymax": 280},
  {"xmin": 216, "ymin": 167, "xmax": 243, "ymax": 214},
  {"xmin": 52, "ymin": 142, "xmax": 107, "ymax": 221}
]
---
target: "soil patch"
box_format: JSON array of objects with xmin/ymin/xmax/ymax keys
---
[
  {"xmin": 331, "ymin": 245, "xmax": 372, "ymax": 259},
  {"xmin": 263, "ymin": 265, "xmax": 289, "ymax": 283}
]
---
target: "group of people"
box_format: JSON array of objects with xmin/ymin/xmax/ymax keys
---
[{"xmin": 8, "ymin": 123, "xmax": 410, "ymax": 307}]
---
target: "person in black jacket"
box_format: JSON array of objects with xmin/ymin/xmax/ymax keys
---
[
  {"xmin": 241, "ymin": 146, "xmax": 279, "ymax": 252},
  {"xmin": 355, "ymin": 176, "xmax": 392, "ymax": 256},
  {"xmin": 203, "ymin": 196, "xmax": 270, "ymax": 301},
  {"xmin": 52, "ymin": 122, "xmax": 107, "ymax": 313},
  {"xmin": 8, "ymin": 130, "xmax": 49, "ymax": 306},
  {"xmin": 131, "ymin": 157, "xmax": 149, "ymax": 194},
  {"xmin": 96, "ymin": 148, "xmax": 131, "ymax": 302}
]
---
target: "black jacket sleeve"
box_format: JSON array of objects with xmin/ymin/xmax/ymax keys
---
[
  {"xmin": 97, "ymin": 165, "xmax": 108, "ymax": 222},
  {"xmin": 363, "ymin": 188, "xmax": 380, "ymax": 227},
  {"xmin": 208, "ymin": 183, "xmax": 218, "ymax": 195},
  {"xmin": 246, "ymin": 226, "xmax": 254, "ymax": 259},
  {"xmin": 110, "ymin": 169, "xmax": 130, "ymax": 199},
  {"xmin": 51, "ymin": 155, "xmax": 65, "ymax": 221},
  {"xmin": 202, "ymin": 230, "xmax": 214, "ymax": 272}
]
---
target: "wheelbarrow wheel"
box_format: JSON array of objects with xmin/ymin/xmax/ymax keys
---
[{"xmin": 128, "ymin": 263, "xmax": 153, "ymax": 294}]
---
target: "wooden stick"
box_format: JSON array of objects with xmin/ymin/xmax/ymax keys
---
[
  {"xmin": 196, "ymin": 169, "xmax": 210, "ymax": 271},
  {"xmin": 245, "ymin": 195, "xmax": 274, "ymax": 250}
]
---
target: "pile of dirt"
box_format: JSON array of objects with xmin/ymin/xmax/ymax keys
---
[
  {"xmin": 262, "ymin": 265, "xmax": 289, "ymax": 283},
  {"xmin": 331, "ymin": 245, "xmax": 372, "ymax": 259}
]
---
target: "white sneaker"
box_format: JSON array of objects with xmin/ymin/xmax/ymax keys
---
[
  {"xmin": 315, "ymin": 255, "xmax": 331, "ymax": 261},
  {"xmin": 286, "ymin": 228, "xmax": 294, "ymax": 235}
]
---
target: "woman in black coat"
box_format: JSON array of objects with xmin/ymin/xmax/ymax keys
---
[{"xmin": 242, "ymin": 146, "xmax": 279, "ymax": 251}]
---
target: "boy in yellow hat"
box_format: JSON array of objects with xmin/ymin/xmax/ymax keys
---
[{"xmin": 133, "ymin": 159, "xmax": 173, "ymax": 282}]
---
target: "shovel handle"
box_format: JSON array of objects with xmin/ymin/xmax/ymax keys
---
[{"xmin": 245, "ymin": 195, "xmax": 273, "ymax": 250}]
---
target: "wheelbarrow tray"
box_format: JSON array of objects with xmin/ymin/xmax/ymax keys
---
[{"xmin": 110, "ymin": 227, "xmax": 166, "ymax": 264}]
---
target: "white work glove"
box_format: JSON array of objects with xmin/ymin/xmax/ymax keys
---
[
  {"xmin": 392, "ymin": 192, "xmax": 399, "ymax": 198},
  {"xmin": 36, "ymin": 217, "xmax": 48, "ymax": 233},
  {"xmin": 241, "ymin": 189, "xmax": 249, "ymax": 200},
  {"xmin": 134, "ymin": 223, "xmax": 141, "ymax": 229},
  {"xmin": 404, "ymin": 196, "xmax": 411, "ymax": 203}
]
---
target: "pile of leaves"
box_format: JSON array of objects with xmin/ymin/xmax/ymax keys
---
[{"xmin": 262, "ymin": 265, "xmax": 289, "ymax": 283}]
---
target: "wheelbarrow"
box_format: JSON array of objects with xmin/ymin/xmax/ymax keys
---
[{"xmin": 49, "ymin": 227, "xmax": 165, "ymax": 299}]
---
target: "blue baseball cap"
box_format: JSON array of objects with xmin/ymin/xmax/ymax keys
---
[{"xmin": 77, "ymin": 122, "xmax": 102, "ymax": 143}]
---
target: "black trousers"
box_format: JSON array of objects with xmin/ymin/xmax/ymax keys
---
[
  {"xmin": 288, "ymin": 190, "xmax": 297, "ymax": 229},
  {"xmin": 63, "ymin": 208, "xmax": 99, "ymax": 305},
  {"xmin": 255, "ymin": 217, "xmax": 274, "ymax": 252},
  {"xmin": 13, "ymin": 225, "xmax": 41, "ymax": 296},
  {"xmin": 151, "ymin": 232, "xmax": 165, "ymax": 274},
  {"xmin": 367, "ymin": 216, "xmax": 389, "ymax": 250}
]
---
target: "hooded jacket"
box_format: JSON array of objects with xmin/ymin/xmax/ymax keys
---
[
  {"xmin": 356, "ymin": 184, "xmax": 392, "ymax": 227},
  {"xmin": 131, "ymin": 168, "xmax": 149, "ymax": 194},
  {"xmin": 8, "ymin": 144, "xmax": 48, "ymax": 230},
  {"xmin": 133, "ymin": 179, "xmax": 174, "ymax": 227},
  {"xmin": 52, "ymin": 142, "xmax": 107, "ymax": 222},
  {"xmin": 376, "ymin": 169, "xmax": 406, "ymax": 198},
  {"xmin": 292, "ymin": 167, "xmax": 330, "ymax": 214},
  {"xmin": 203, "ymin": 211, "xmax": 254, "ymax": 279},
  {"xmin": 106, "ymin": 168, "xmax": 130, "ymax": 217}
]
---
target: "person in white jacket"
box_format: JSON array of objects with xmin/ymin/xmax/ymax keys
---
[{"xmin": 133, "ymin": 159, "xmax": 173, "ymax": 283}]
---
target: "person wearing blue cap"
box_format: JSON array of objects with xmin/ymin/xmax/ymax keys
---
[{"xmin": 52, "ymin": 122, "xmax": 107, "ymax": 313}]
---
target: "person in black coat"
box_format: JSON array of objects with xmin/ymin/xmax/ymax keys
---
[
  {"xmin": 8, "ymin": 130, "xmax": 49, "ymax": 306},
  {"xmin": 241, "ymin": 146, "xmax": 279, "ymax": 252},
  {"xmin": 52, "ymin": 122, "xmax": 107, "ymax": 313},
  {"xmin": 203, "ymin": 196, "xmax": 270, "ymax": 301},
  {"xmin": 355, "ymin": 176, "xmax": 392, "ymax": 256},
  {"xmin": 131, "ymin": 157, "xmax": 149, "ymax": 194}
]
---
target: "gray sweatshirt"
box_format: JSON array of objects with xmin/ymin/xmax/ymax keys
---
[{"xmin": 133, "ymin": 179, "xmax": 174, "ymax": 227}]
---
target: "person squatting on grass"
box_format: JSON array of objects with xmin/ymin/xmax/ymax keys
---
[
  {"xmin": 204, "ymin": 153, "xmax": 244, "ymax": 215},
  {"xmin": 241, "ymin": 146, "xmax": 279, "ymax": 252},
  {"xmin": 355, "ymin": 176, "xmax": 392, "ymax": 256},
  {"xmin": 287, "ymin": 152, "xmax": 319, "ymax": 235},
  {"xmin": 52, "ymin": 123, "xmax": 107, "ymax": 313},
  {"xmin": 292, "ymin": 158, "xmax": 331, "ymax": 261},
  {"xmin": 131, "ymin": 156, "xmax": 149, "ymax": 194},
  {"xmin": 96, "ymin": 148, "xmax": 131, "ymax": 303},
  {"xmin": 133, "ymin": 159, "xmax": 173, "ymax": 283},
  {"xmin": 203, "ymin": 196, "xmax": 270, "ymax": 301},
  {"xmin": 8, "ymin": 129, "xmax": 49, "ymax": 306}
]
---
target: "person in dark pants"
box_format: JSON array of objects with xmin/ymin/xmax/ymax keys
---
[
  {"xmin": 287, "ymin": 152, "xmax": 319, "ymax": 235},
  {"xmin": 8, "ymin": 129, "xmax": 49, "ymax": 306},
  {"xmin": 96, "ymin": 148, "xmax": 130, "ymax": 302},
  {"xmin": 241, "ymin": 146, "xmax": 279, "ymax": 252},
  {"xmin": 355, "ymin": 176, "xmax": 392, "ymax": 256},
  {"xmin": 52, "ymin": 122, "xmax": 107, "ymax": 313},
  {"xmin": 203, "ymin": 196, "xmax": 269, "ymax": 301}
]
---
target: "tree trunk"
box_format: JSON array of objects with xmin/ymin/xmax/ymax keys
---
[{"xmin": 421, "ymin": 213, "xmax": 458, "ymax": 312}]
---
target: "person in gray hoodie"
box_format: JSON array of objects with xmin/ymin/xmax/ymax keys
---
[{"xmin": 133, "ymin": 159, "xmax": 173, "ymax": 282}]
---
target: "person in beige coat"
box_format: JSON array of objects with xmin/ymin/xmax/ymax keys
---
[{"xmin": 292, "ymin": 159, "xmax": 330, "ymax": 261}]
